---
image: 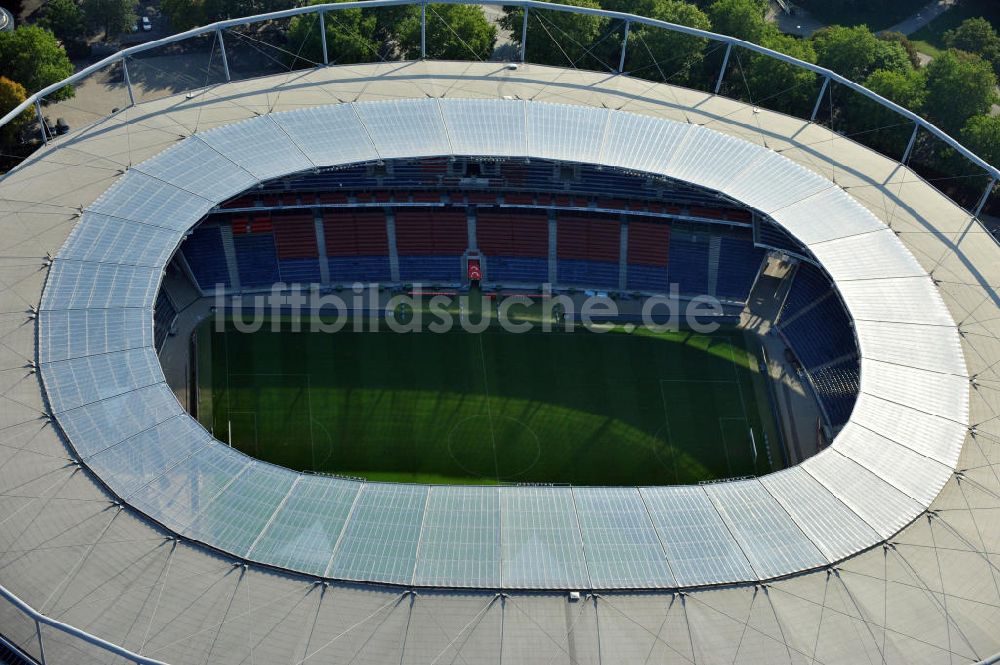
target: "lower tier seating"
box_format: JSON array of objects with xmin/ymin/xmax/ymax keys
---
[
  {"xmin": 486, "ymin": 256, "xmax": 548, "ymax": 284},
  {"xmin": 556, "ymin": 259, "xmax": 618, "ymax": 289},
  {"xmin": 807, "ymin": 358, "xmax": 860, "ymax": 426}
]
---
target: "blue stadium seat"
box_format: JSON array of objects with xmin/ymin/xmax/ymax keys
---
[
  {"xmin": 487, "ymin": 256, "xmax": 548, "ymax": 284},
  {"xmin": 807, "ymin": 358, "xmax": 860, "ymax": 426},
  {"xmin": 328, "ymin": 256, "xmax": 391, "ymax": 283},
  {"xmin": 556, "ymin": 259, "xmax": 618, "ymax": 289},
  {"xmin": 627, "ymin": 264, "xmax": 667, "ymax": 291},
  {"xmin": 668, "ymin": 233, "xmax": 710, "ymax": 295},
  {"xmin": 398, "ymin": 255, "xmax": 463, "ymax": 283},
  {"xmin": 716, "ymin": 236, "xmax": 766, "ymax": 301},
  {"xmin": 278, "ymin": 258, "xmax": 322, "ymax": 284},
  {"xmin": 180, "ymin": 225, "xmax": 230, "ymax": 291},
  {"xmin": 234, "ymin": 234, "xmax": 280, "ymax": 288}
]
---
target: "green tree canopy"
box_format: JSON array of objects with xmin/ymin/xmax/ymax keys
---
[
  {"xmin": 943, "ymin": 17, "xmax": 1000, "ymax": 79},
  {"xmin": 160, "ymin": 0, "xmax": 206, "ymax": 32},
  {"xmin": 836, "ymin": 67, "xmax": 927, "ymax": 156},
  {"xmin": 706, "ymin": 0, "xmax": 769, "ymax": 42},
  {"xmin": 737, "ymin": 31, "xmax": 818, "ymax": 116},
  {"xmin": 398, "ymin": 4, "xmax": 496, "ymax": 61},
  {"xmin": 285, "ymin": 0, "xmax": 379, "ymax": 67},
  {"xmin": 960, "ymin": 114, "xmax": 1000, "ymax": 170},
  {"xmin": 162, "ymin": 0, "xmax": 296, "ymax": 32},
  {"xmin": 38, "ymin": 0, "xmax": 86, "ymax": 45},
  {"xmin": 82, "ymin": 0, "xmax": 137, "ymax": 39},
  {"xmin": 623, "ymin": 0, "xmax": 711, "ymax": 84},
  {"xmin": 878, "ymin": 31, "xmax": 922, "ymax": 70},
  {"xmin": 924, "ymin": 49, "xmax": 998, "ymax": 134},
  {"xmin": 0, "ymin": 76, "xmax": 33, "ymax": 146},
  {"xmin": 0, "ymin": 26, "xmax": 74, "ymax": 100},
  {"xmin": 501, "ymin": 0, "xmax": 610, "ymax": 68},
  {"xmin": 812, "ymin": 24, "xmax": 910, "ymax": 82}
]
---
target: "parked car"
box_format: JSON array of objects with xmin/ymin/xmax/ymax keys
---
[{"xmin": 141, "ymin": 16, "xmax": 151, "ymax": 31}]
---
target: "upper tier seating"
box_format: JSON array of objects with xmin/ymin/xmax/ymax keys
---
[{"xmin": 180, "ymin": 224, "xmax": 230, "ymax": 290}]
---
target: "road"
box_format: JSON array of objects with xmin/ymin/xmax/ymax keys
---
[
  {"xmin": 885, "ymin": 0, "xmax": 956, "ymax": 35},
  {"xmin": 770, "ymin": 0, "xmax": 956, "ymax": 37}
]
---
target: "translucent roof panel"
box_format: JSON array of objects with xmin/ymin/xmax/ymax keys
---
[
  {"xmin": 247, "ymin": 475, "xmax": 361, "ymax": 577},
  {"xmin": 85, "ymin": 170, "xmax": 214, "ymax": 231},
  {"xmin": 500, "ymin": 486, "xmax": 590, "ymax": 589},
  {"xmin": 38, "ymin": 98, "xmax": 972, "ymax": 591},
  {"xmin": 526, "ymin": 103, "xmax": 607, "ymax": 164},
  {"xmin": 768, "ymin": 187, "xmax": 885, "ymax": 245},
  {"xmin": 602, "ymin": 113, "xmax": 692, "ymax": 176},
  {"xmin": 573, "ymin": 487, "xmax": 675, "ymax": 589},
  {"xmin": 802, "ymin": 449, "xmax": 923, "ymax": 539},
  {"xmin": 354, "ymin": 99, "xmax": 451, "ymax": 160},
  {"xmin": 668, "ymin": 127, "xmax": 765, "ymax": 193},
  {"xmin": 59, "ymin": 213, "xmax": 182, "ymax": 267},
  {"xmin": 413, "ymin": 486, "xmax": 501, "ymax": 588},
  {"xmin": 808, "ymin": 229, "xmax": 926, "ymax": 282},
  {"xmin": 725, "ymin": 152, "xmax": 834, "ymax": 214},
  {"xmin": 39, "ymin": 308, "xmax": 151, "ymax": 363},
  {"xmin": 837, "ymin": 276, "xmax": 955, "ymax": 326},
  {"xmin": 42, "ymin": 347, "xmax": 162, "ymax": 413},
  {"xmin": 640, "ymin": 486, "xmax": 755, "ymax": 587},
  {"xmin": 849, "ymin": 392, "xmax": 966, "ymax": 467},
  {"xmin": 758, "ymin": 467, "xmax": 879, "ymax": 564},
  {"xmin": 326, "ymin": 483, "xmax": 427, "ymax": 585},
  {"xmin": 40, "ymin": 261, "xmax": 159, "ymax": 311},
  {"xmin": 197, "ymin": 116, "xmax": 313, "ymax": 182},
  {"xmin": 704, "ymin": 480, "xmax": 826, "ymax": 579},
  {"xmin": 137, "ymin": 134, "xmax": 258, "ymax": 201},
  {"xmin": 56, "ymin": 383, "xmax": 182, "ymax": 459},
  {"xmin": 271, "ymin": 105, "xmax": 379, "ymax": 168},
  {"xmin": 86, "ymin": 414, "xmax": 212, "ymax": 498},
  {"xmin": 127, "ymin": 443, "xmax": 251, "ymax": 534},
  {"xmin": 854, "ymin": 320, "xmax": 966, "ymax": 376},
  {"xmin": 184, "ymin": 462, "xmax": 298, "ymax": 557},
  {"xmin": 834, "ymin": 422, "xmax": 951, "ymax": 506},
  {"xmin": 859, "ymin": 359, "xmax": 969, "ymax": 422},
  {"xmin": 439, "ymin": 98, "xmax": 527, "ymax": 157}
]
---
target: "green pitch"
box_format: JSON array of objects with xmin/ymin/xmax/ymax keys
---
[{"xmin": 196, "ymin": 318, "xmax": 779, "ymax": 485}]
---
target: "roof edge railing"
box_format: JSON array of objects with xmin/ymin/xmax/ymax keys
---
[
  {"xmin": 0, "ymin": 0, "xmax": 997, "ymax": 184},
  {"xmin": 0, "ymin": 582, "xmax": 171, "ymax": 665}
]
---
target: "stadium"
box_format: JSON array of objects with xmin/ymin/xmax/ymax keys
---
[{"xmin": 0, "ymin": 1, "xmax": 998, "ymax": 663}]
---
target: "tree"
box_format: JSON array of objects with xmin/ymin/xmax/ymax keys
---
[
  {"xmin": 38, "ymin": 0, "xmax": 86, "ymax": 45},
  {"xmin": 706, "ymin": 0, "xmax": 769, "ymax": 42},
  {"xmin": 924, "ymin": 49, "xmax": 998, "ymax": 135},
  {"xmin": 879, "ymin": 31, "xmax": 921, "ymax": 70},
  {"xmin": 500, "ymin": 0, "xmax": 609, "ymax": 68},
  {"xmin": 943, "ymin": 17, "xmax": 1000, "ymax": 79},
  {"xmin": 737, "ymin": 31, "xmax": 818, "ymax": 115},
  {"xmin": 0, "ymin": 77, "xmax": 33, "ymax": 146},
  {"xmin": 160, "ymin": 0, "xmax": 206, "ymax": 32},
  {"xmin": 82, "ymin": 0, "xmax": 137, "ymax": 39},
  {"xmin": 285, "ymin": 0, "xmax": 379, "ymax": 67},
  {"xmin": 0, "ymin": 26, "xmax": 74, "ymax": 100},
  {"xmin": 811, "ymin": 24, "xmax": 909, "ymax": 83},
  {"xmin": 623, "ymin": 0, "xmax": 711, "ymax": 85},
  {"xmin": 838, "ymin": 68, "xmax": 926, "ymax": 156},
  {"xmin": 960, "ymin": 114, "xmax": 1000, "ymax": 171},
  {"xmin": 398, "ymin": 4, "xmax": 496, "ymax": 61}
]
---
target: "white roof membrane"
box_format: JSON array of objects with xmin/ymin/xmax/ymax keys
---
[{"xmin": 37, "ymin": 98, "xmax": 966, "ymax": 591}]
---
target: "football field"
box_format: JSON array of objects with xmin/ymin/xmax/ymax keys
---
[{"xmin": 196, "ymin": 318, "xmax": 779, "ymax": 485}]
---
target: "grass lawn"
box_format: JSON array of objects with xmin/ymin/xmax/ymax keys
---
[
  {"xmin": 910, "ymin": 0, "xmax": 1000, "ymax": 54},
  {"xmin": 197, "ymin": 317, "xmax": 778, "ymax": 486}
]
